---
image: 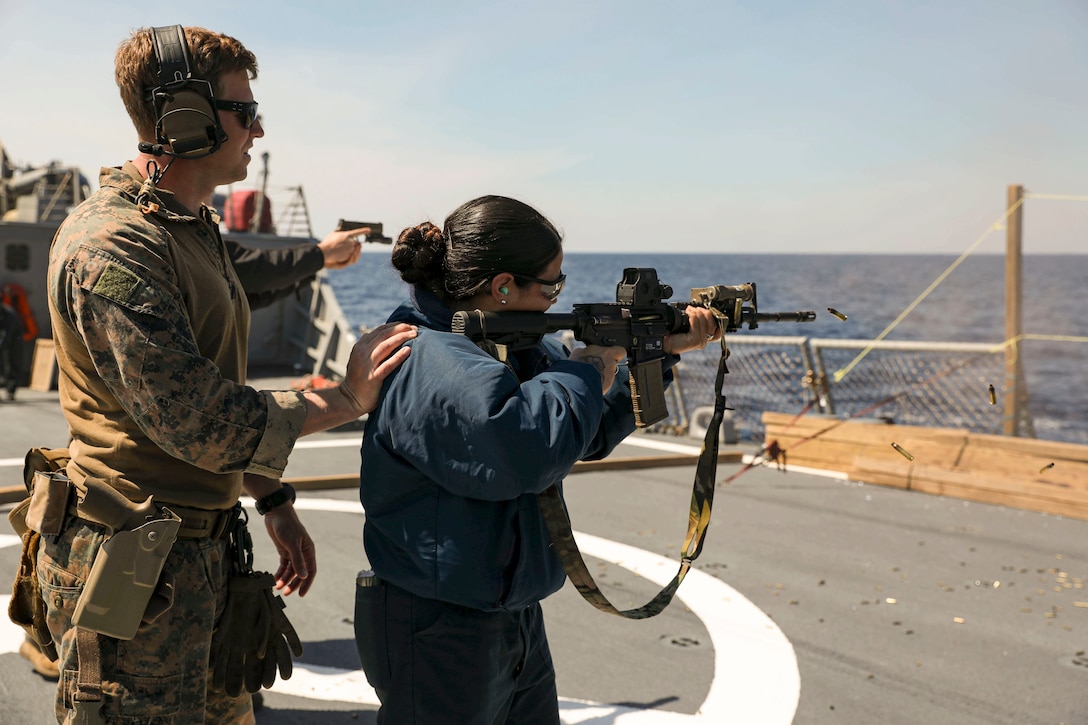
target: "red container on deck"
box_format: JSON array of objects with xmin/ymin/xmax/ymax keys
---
[{"xmin": 223, "ymin": 190, "xmax": 274, "ymax": 233}]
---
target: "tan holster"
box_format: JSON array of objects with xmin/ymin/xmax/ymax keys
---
[{"xmin": 7, "ymin": 447, "xmax": 185, "ymax": 646}]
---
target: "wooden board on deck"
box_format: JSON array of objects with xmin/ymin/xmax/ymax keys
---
[{"xmin": 762, "ymin": 411, "xmax": 1088, "ymax": 521}]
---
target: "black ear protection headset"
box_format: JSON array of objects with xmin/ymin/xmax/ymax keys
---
[{"xmin": 140, "ymin": 24, "xmax": 227, "ymax": 159}]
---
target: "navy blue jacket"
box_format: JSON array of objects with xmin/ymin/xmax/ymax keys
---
[{"xmin": 359, "ymin": 288, "xmax": 673, "ymax": 611}]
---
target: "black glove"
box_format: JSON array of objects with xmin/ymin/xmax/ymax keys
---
[{"xmin": 209, "ymin": 571, "xmax": 304, "ymax": 696}]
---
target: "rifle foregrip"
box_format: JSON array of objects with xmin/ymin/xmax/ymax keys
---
[{"xmin": 629, "ymin": 359, "xmax": 668, "ymax": 428}]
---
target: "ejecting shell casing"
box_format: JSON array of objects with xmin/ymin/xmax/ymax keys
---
[
  {"xmin": 891, "ymin": 442, "xmax": 914, "ymax": 461},
  {"xmin": 827, "ymin": 307, "xmax": 848, "ymax": 321},
  {"xmin": 988, "ymin": 384, "xmax": 996, "ymax": 405}
]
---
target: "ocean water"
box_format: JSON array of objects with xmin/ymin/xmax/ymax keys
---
[{"xmin": 328, "ymin": 253, "xmax": 1088, "ymax": 444}]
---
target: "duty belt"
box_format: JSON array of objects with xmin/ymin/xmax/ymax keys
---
[
  {"xmin": 67, "ymin": 493, "xmax": 235, "ymax": 539},
  {"xmin": 147, "ymin": 503, "xmax": 234, "ymax": 539}
]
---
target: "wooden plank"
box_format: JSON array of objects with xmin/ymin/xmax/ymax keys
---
[
  {"xmin": 764, "ymin": 413, "xmax": 886, "ymax": 444},
  {"xmin": 865, "ymin": 435, "xmax": 967, "ymax": 467},
  {"xmin": 28, "ymin": 338, "xmax": 58, "ymax": 392},
  {"xmin": 278, "ymin": 452, "xmax": 750, "ymax": 484},
  {"xmin": 288, "ymin": 475, "xmax": 356, "ymax": 491},
  {"xmin": 762, "ymin": 410, "xmax": 1088, "ymax": 521},
  {"xmin": 964, "ymin": 431, "xmax": 1088, "ymax": 462},
  {"xmin": 955, "ymin": 446, "xmax": 1088, "ymax": 484},
  {"xmin": 764, "ymin": 413, "xmax": 970, "ymax": 449},
  {"xmin": 569, "ymin": 452, "xmax": 744, "ymax": 472},
  {"xmin": 0, "ymin": 485, "xmax": 25, "ymax": 506},
  {"xmin": 849, "ymin": 454, "xmax": 911, "ymax": 490},
  {"xmin": 282, "ymin": 455, "xmax": 750, "ymax": 492},
  {"xmin": 911, "ymin": 463, "xmax": 1088, "ymax": 504},
  {"xmin": 765, "ymin": 414, "xmax": 971, "ymax": 473},
  {"xmin": 769, "ymin": 437, "xmax": 868, "ymax": 468},
  {"xmin": 909, "ymin": 465, "xmax": 1088, "ymax": 521},
  {"xmin": 0, "ymin": 453, "xmax": 748, "ymax": 506}
]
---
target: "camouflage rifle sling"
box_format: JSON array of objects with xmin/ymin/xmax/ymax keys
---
[{"xmin": 539, "ymin": 340, "xmax": 727, "ymax": 618}]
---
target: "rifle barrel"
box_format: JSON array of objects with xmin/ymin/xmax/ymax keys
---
[{"xmin": 753, "ymin": 310, "xmax": 817, "ymax": 323}]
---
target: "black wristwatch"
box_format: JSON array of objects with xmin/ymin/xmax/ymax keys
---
[{"xmin": 255, "ymin": 483, "xmax": 296, "ymax": 515}]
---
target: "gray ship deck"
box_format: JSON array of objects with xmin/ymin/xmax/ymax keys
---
[{"xmin": 2, "ymin": 382, "xmax": 1087, "ymax": 724}]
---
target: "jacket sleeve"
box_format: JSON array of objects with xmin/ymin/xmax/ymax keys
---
[
  {"xmin": 579, "ymin": 355, "xmax": 680, "ymax": 462},
  {"xmin": 373, "ymin": 333, "xmax": 609, "ymax": 501},
  {"xmin": 225, "ymin": 239, "xmax": 325, "ymax": 309}
]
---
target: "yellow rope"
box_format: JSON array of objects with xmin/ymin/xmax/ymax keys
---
[
  {"xmin": 1023, "ymin": 333, "xmax": 1088, "ymax": 343},
  {"xmin": 1023, "ymin": 193, "xmax": 1088, "ymax": 202},
  {"xmin": 833, "ymin": 196, "xmax": 1026, "ymax": 383},
  {"xmin": 985, "ymin": 335, "xmax": 1020, "ymax": 355},
  {"xmin": 977, "ymin": 333, "xmax": 1088, "ymax": 356}
]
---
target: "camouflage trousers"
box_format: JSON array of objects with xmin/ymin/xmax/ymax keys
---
[{"xmin": 36, "ymin": 516, "xmax": 255, "ymax": 724}]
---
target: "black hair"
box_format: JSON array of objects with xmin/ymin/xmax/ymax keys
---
[{"xmin": 391, "ymin": 195, "xmax": 562, "ymax": 304}]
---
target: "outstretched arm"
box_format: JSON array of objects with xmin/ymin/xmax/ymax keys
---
[
  {"xmin": 663, "ymin": 305, "xmax": 722, "ymax": 354},
  {"xmin": 316, "ymin": 228, "xmax": 364, "ymax": 269}
]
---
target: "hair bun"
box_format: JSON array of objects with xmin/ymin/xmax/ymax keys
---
[{"xmin": 392, "ymin": 222, "xmax": 446, "ymax": 286}]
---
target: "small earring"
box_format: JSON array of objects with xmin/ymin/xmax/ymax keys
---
[{"xmin": 500, "ymin": 299, "xmax": 507, "ymax": 305}]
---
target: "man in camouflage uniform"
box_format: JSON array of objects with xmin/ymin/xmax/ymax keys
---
[
  {"xmin": 40, "ymin": 25, "xmax": 415, "ymax": 724},
  {"xmin": 17, "ymin": 227, "xmax": 369, "ymax": 683}
]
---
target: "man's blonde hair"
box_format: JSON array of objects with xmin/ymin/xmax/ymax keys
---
[{"xmin": 115, "ymin": 26, "xmax": 258, "ymax": 141}]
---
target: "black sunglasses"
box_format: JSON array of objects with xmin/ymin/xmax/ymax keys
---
[
  {"xmin": 214, "ymin": 99, "xmax": 260, "ymax": 129},
  {"xmin": 512, "ymin": 272, "xmax": 566, "ymax": 301}
]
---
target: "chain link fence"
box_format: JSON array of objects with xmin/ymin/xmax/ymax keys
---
[{"xmin": 659, "ymin": 336, "xmax": 1044, "ymax": 442}]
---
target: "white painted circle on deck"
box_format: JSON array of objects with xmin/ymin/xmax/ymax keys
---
[
  {"xmin": 0, "ymin": 499, "xmax": 799, "ymax": 723},
  {"xmin": 273, "ymin": 498, "xmax": 800, "ymax": 722}
]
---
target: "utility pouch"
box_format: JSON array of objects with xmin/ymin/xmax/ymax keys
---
[
  {"xmin": 353, "ymin": 570, "xmax": 390, "ymax": 692},
  {"xmin": 8, "ymin": 497, "xmax": 58, "ymax": 659},
  {"xmin": 23, "ymin": 447, "xmax": 72, "ymax": 491},
  {"xmin": 26, "ymin": 470, "xmax": 73, "ymax": 536},
  {"xmin": 72, "ymin": 510, "xmax": 181, "ymax": 640},
  {"xmin": 5, "ymin": 447, "xmax": 72, "ymax": 661},
  {"xmin": 6, "ymin": 496, "xmax": 31, "ymax": 538}
]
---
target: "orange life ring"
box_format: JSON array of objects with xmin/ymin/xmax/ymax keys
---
[{"xmin": 1, "ymin": 283, "xmax": 38, "ymax": 341}]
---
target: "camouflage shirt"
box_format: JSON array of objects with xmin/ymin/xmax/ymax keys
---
[{"xmin": 47, "ymin": 162, "xmax": 307, "ymax": 509}]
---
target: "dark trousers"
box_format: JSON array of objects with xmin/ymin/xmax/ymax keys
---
[
  {"xmin": 0, "ymin": 329, "xmax": 23, "ymax": 397},
  {"xmin": 355, "ymin": 580, "xmax": 560, "ymax": 725}
]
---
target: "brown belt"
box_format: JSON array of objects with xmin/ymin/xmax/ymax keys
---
[
  {"xmin": 67, "ymin": 499, "xmax": 235, "ymax": 539},
  {"xmin": 160, "ymin": 503, "xmax": 235, "ymax": 539}
]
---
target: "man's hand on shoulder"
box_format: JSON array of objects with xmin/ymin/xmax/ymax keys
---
[{"xmin": 338, "ymin": 323, "xmax": 417, "ymax": 414}]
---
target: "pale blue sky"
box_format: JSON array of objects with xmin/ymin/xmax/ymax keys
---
[{"xmin": 2, "ymin": 0, "xmax": 1086, "ymax": 252}]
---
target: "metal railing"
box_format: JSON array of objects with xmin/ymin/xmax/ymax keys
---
[{"xmin": 662, "ymin": 336, "xmax": 1047, "ymax": 442}]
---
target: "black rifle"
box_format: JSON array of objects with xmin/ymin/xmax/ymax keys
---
[{"xmin": 452, "ymin": 267, "xmax": 816, "ymax": 427}]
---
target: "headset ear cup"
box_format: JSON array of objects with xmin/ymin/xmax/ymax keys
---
[{"xmin": 155, "ymin": 88, "xmax": 226, "ymax": 158}]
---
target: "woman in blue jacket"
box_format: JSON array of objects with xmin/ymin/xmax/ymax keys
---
[{"xmin": 354, "ymin": 195, "xmax": 721, "ymax": 724}]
